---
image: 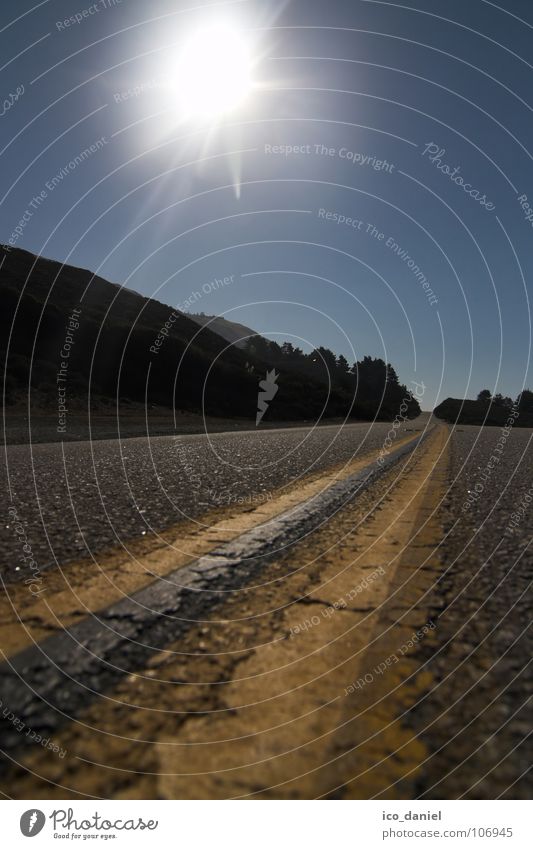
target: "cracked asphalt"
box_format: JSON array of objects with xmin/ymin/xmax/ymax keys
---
[
  {"xmin": 0, "ymin": 429, "xmax": 428, "ymax": 764},
  {"xmin": 0, "ymin": 421, "xmax": 531, "ymax": 799}
]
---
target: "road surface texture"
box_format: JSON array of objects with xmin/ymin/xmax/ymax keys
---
[
  {"xmin": 0, "ymin": 418, "xmax": 531, "ymax": 799},
  {"xmin": 1, "ymin": 418, "xmax": 428, "ymax": 578}
]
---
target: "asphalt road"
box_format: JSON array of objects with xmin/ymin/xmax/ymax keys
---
[
  {"xmin": 407, "ymin": 425, "xmax": 533, "ymax": 799},
  {"xmin": 0, "ymin": 421, "xmax": 531, "ymax": 799},
  {"xmin": 0, "ymin": 430, "xmax": 429, "ymax": 765},
  {"xmin": 1, "ymin": 417, "xmax": 428, "ymax": 580}
]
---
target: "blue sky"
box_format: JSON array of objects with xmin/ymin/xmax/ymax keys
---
[{"xmin": 1, "ymin": 0, "xmax": 532, "ymax": 407}]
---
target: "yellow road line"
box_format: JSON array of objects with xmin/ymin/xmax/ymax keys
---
[
  {"xmin": 5, "ymin": 427, "xmax": 448, "ymax": 800},
  {"xmin": 0, "ymin": 429, "xmax": 427, "ymax": 657}
]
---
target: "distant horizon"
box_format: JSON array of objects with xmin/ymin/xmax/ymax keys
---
[{"xmin": 3, "ymin": 242, "xmax": 529, "ymax": 411}]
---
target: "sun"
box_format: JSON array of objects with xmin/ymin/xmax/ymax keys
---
[{"xmin": 173, "ymin": 22, "xmax": 253, "ymax": 122}]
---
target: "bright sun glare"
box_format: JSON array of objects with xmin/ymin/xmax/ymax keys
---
[{"xmin": 173, "ymin": 22, "xmax": 253, "ymax": 122}]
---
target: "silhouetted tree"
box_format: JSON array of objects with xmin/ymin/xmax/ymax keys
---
[
  {"xmin": 516, "ymin": 390, "xmax": 533, "ymax": 424},
  {"xmin": 336, "ymin": 354, "xmax": 350, "ymax": 374},
  {"xmin": 492, "ymin": 393, "xmax": 513, "ymax": 407},
  {"xmin": 281, "ymin": 341, "xmax": 304, "ymax": 360}
]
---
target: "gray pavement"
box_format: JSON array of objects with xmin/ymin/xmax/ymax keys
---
[
  {"xmin": 1, "ymin": 417, "xmax": 428, "ymax": 581},
  {"xmin": 1, "ymin": 419, "xmax": 531, "ymax": 799},
  {"xmin": 409, "ymin": 425, "xmax": 533, "ymax": 799},
  {"xmin": 0, "ymin": 433, "xmax": 428, "ymax": 764}
]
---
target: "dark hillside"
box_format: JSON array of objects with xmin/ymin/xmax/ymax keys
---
[{"xmin": 1, "ymin": 247, "xmax": 420, "ymax": 428}]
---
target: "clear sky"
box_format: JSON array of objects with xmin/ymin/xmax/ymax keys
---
[{"xmin": 1, "ymin": 0, "xmax": 532, "ymax": 407}]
